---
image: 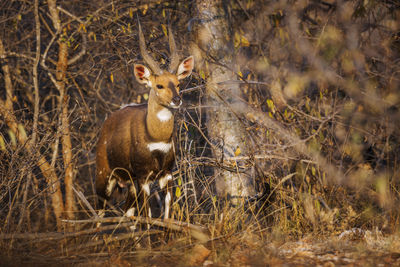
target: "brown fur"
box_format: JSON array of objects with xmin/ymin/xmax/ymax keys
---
[{"xmin": 95, "ymin": 104, "xmax": 174, "ymax": 203}]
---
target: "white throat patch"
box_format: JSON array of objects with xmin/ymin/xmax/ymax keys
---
[
  {"xmin": 157, "ymin": 108, "xmax": 173, "ymax": 122},
  {"xmin": 147, "ymin": 142, "xmax": 172, "ymax": 153}
]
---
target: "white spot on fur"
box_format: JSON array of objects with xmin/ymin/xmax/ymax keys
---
[
  {"xmin": 142, "ymin": 183, "xmax": 150, "ymax": 196},
  {"xmin": 159, "ymin": 174, "xmax": 172, "ymax": 189},
  {"xmin": 147, "ymin": 142, "xmax": 172, "ymax": 153},
  {"xmin": 106, "ymin": 178, "xmax": 116, "ymax": 197},
  {"xmin": 164, "ymin": 191, "xmax": 171, "ymax": 219},
  {"xmin": 125, "ymin": 207, "xmax": 135, "ymax": 217},
  {"xmin": 125, "ymin": 208, "xmax": 138, "ymax": 231},
  {"xmin": 157, "ymin": 108, "xmax": 173, "ymax": 122},
  {"xmin": 169, "ymin": 100, "xmax": 182, "ymax": 108}
]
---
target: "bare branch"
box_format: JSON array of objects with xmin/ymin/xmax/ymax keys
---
[
  {"xmin": 67, "ymin": 33, "xmax": 86, "ymax": 65},
  {"xmin": 63, "ymin": 216, "xmax": 209, "ymax": 242}
]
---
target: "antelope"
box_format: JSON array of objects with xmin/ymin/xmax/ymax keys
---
[{"xmin": 96, "ymin": 24, "xmax": 194, "ymax": 222}]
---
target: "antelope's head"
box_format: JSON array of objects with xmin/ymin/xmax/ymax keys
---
[{"xmin": 134, "ymin": 24, "xmax": 194, "ymax": 109}]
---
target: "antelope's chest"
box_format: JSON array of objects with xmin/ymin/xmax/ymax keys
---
[
  {"xmin": 130, "ymin": 141, "xmax": 174, "ymax": 176},
  {"xmin": 147, "ymin": 141, "xmax": 174, "ymax": 168}
]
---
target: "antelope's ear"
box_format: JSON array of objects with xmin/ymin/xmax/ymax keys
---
[
  {"xmin": 176, "ymin": 56, "xmax": 194, "ymax": 80},
  {"xmin": 134, "ymin": 64, "xmax": 152, "ymax": 85}
]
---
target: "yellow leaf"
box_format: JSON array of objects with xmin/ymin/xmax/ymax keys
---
[
  {"xmin": 143, "ymin": 93, "xmax": 148, "ymax": 100},
  {"xmin": 178, "ymin": 177, "xmax": 182, "ymax": 186},
  {"xmin": 234, "ymin": 146, "xmax": 241, "ymax": 156},
  {"xmin": 142, "ymin": 4, "xmax": 148, "ymax": 15},
  {"xmin": 266, "ymin": 99, "xmax": 275, "ymax": 113},
  {"xmin": 199, "ymin": 69, "xmax": 205, "ymax": 80},
  {"xmin": 8, "ymin": 130, "xmax": 16, "ymax": 148},
  {"xmin": 183, "ymin": 121, "xmax": 189, "ymax": 131},
  {"xmin": 234, "ymin": 32, "xmax": 250, "ymax": 47},
  {"xmin": 162, "ymin": 9, "xmax": 166, "ymax": 18},
  {"xmin": 129, "ymin": 8, "xmax": 133, "ymax": 18},
  {"xmin": 0, "ymin": 135, "xmax": 5, "ymax": 151},
  {"xmin": 175, "ymin": 187, "xmax": 181, "ymax": 198},
  {"xmin": 121, "ymin": 25, "xmax": 125, "ymax": 33},
  {"xmin": 17, "ymin": 124, "xmax": 27, "ymax": 141},
  {"xmin": 240, "ymin": 35, "xmax": 250, "ymax": 47},
  {"xmin": 234, "ymin": 32, "xmax": 240, "ymax": 48},
  {"xmin": 78, "ymin": 23, "xmax": 86, "ymax": 33},
  {"xmin": 161, "ymin": 24, "xmax": 168, "ymax": 37},
  {"xmin": 110, "ymin": 73, "xmax": 114, "ymax": 83}
]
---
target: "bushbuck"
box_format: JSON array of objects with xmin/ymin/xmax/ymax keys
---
[{"xmin": 96, "ymin": 24, "xmax": 194, "ymax": 221}]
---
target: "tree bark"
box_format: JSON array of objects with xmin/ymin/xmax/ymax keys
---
[
  {"xmin": 195, "ymin": 0, "xmax": 255, "ymax": 203},
  {"xmin": 48, "ymin": 0, "xmax": 77, "ymax": 221}
]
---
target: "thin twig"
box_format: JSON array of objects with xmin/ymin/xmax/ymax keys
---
[
  {"xmin": 63, "ymin": 216, "xmax": 209, "ymax": 242},
  {"xmin": 72, "ymin": 186, "xmax": 99, "ymax": 218}
]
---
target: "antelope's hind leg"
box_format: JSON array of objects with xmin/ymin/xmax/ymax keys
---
[
  {"xmin": 124, "ymin": 182, "xmax": 138, "ymax": 217},
  {"xmin": 96, "ymin": 175, "xmax": 117, "ymax": 228}
]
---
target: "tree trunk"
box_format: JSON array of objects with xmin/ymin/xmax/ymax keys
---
[
  {"xmin": 48, "ymin": 0, "xmax": 77, "ymax": 221},
  {"xmin": 195, "ymin": 0, "xmax": 255, "ymax": 203}
]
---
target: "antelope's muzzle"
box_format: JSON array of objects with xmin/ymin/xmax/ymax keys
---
[{"xmin": 171, "ymin": 96, "xmax": 182, "ymax": 107}]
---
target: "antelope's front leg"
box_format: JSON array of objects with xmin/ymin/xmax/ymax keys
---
[
  {"xmin": 97, "ymin": 176, "xmax": 117, "ymax": 228},
  {"xmin": 141, "ymin": 182, "xmax": 152, "ymax": 247},
  {"xmin": 141, "ymin": 182, "xmax": 152, "ymax": 218},
  {"xmin": 159, "ymin": 173, "xmax": 173, "ymax": 219}
]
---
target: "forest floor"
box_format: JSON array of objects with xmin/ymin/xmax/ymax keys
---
[{"xmin": 2, "ymin": 227, "xmax": 400, "ymax": 266}]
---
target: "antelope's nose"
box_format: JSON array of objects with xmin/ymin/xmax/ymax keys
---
[{"xmin": 172, "ymin": 96, "xmax": 182, "ymax": 106}]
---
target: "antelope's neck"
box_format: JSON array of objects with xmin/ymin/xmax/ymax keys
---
[{"xmin": 146, "ymin": 91, "xmax": 174, "ymax": 141}]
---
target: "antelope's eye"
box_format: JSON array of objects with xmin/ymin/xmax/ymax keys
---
[{"xmin": 156, "ymin": 84, "xmax": 164, "ymax": 89}]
